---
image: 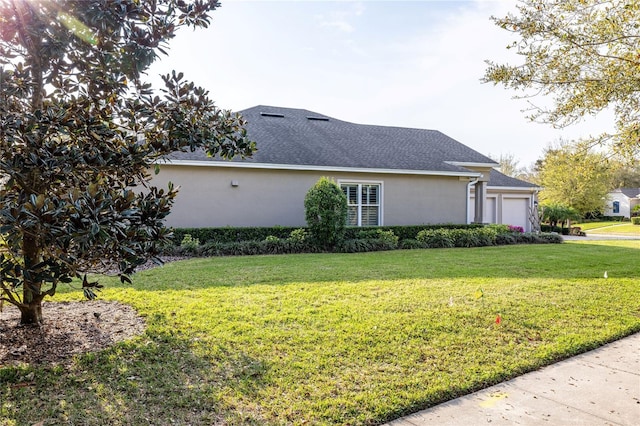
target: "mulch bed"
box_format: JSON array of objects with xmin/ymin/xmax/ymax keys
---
[{"xmin": 0, "ymin": 300, "xmax": 146, "ymax": 367}]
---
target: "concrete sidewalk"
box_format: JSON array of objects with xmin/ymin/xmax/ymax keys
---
[{"xmin": 386, "ymin": 333, "xmax": 640, "ymax": 426}]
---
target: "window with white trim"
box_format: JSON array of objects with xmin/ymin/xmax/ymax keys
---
[
  {"xmin": 613, "ymin": 201, "xmax": 620, "ymax": 214},
  {"xmin": 340, "ymin": 182, "xmax": 381, "ymax": 226}
]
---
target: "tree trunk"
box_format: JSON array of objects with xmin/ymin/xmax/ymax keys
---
[
  {"xmin": 19, "ymin": 300, "xmax": 44, "ymax": 325},
  {"xmin": 13, "ymin": 0, "xmax": 46, "ymax": 326},
  {"xmin": 22, "ymin": 234, "xmax": 44, "ymax": 325}
]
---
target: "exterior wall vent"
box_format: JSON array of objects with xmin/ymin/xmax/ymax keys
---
[
  {"xmin": 260, "ymin": 112, "xmax": 285, "ymax": 118},
  {"xmin": 306, "ymin": 116, "xmax": 329, "ymax": 121}
]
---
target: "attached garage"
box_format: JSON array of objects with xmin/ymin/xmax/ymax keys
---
[{"xmin": 469, "ymin": 170, "xmax": 539, "ymax": 232}]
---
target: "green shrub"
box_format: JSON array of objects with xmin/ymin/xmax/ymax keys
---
[
  {"xmin": 449, "ymin": 228, "xmax": 480, "ymax": 247},
  {"xmin": 288, "ymin": 228, "xmax": 308, "ymax": 243},
  {"xmin": 337, "ymin": 238, "xmax": 397, "ymax": 253},
  {"xmin": 198, "ymin": 239, "xmax": 319, "ymax": 257},
  {"xmin": 304, "ymin": 177, "xmax": 348, "ymax": 249},
  {"xmin": 171, "ymin": 226, "xmax": 298, "ymax": 244},
  {"xmin": 631, "ymin": 217, "xmax": 640, "ymax": 225},
  {"xmin": 415, "ymin": 227, "xmax": 500, "ymax": 249},
  {"xmin": 487, "ymin": 224, "xmax": 510, "ymax": 235},
  {"xmin": 416, "ymin": 229, "xmax": 454, "ymax": 248},
  {"xmin": 165, "ymin": 227, "xmax": 562, "ymax": 257},
  {"xmin": 540, "ymin": 225, "xmax": 570, "ymax": 235},
  {"xmin": 535, "ymin": 233, "xmax": 564, "ymax": 243},
  {"xmin": 399, "ymin": 239, "xmax": 426, "ymax": 250},
  {"xmin": 180, "ymin": 234, "xmax": 199, "ymax": 247},
  {"xmin": 338, "ymin": 229, "xmax": 400, "ymax": 253},
  {"xmin": 172, "ymin": 224, "xmax": 485, "ymax": 246},
  {"xmin": 495, "ymin": 232, "xmax": 562, "ymax": 245},
  {"xmin": 478, "ymin": 227, "xmax": 498, "ymax": 245},
  {"xmin": 495, "ymin": 233, "xmax": 517, "ymax": 245},
  {"xmin": 180, "ymin": 234, "xmax": 200, "ymax": 253},
  {"xmin": 356, "ymin": 229, "xmax": 399, "ymax": 249},
  {"xmin": 374, "ymin": 224, "xmax": 482, "ymax": 241}
]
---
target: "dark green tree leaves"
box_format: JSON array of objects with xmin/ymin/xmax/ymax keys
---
[{"xmin": 0, "ymin": 0, "xmax": 255, "ymax": 324}]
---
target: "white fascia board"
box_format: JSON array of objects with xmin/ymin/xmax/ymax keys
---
[
  {"xmin": 487, "ymin": 186, "xmax": 541, "ymax": 192},
  {"xmin": 445, "ymin": 161, "xmax": 500, "ymax": 168},
  {"xmin": 159, "ymin": 159, "xmax": 482, "ymax": 178}
]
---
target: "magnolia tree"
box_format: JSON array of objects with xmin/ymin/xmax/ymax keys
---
[{"xmin": 0, "ymin": 0, "xmax": 255, "ymax": 325}]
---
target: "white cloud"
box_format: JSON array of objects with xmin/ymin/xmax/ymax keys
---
[
  {"xmin": 317, "ymin": 18, "xmax": 355, "ymax": 33},
  {"xmin": 314, "ymin": 1, "xmax": 366, "ymax": 34}
]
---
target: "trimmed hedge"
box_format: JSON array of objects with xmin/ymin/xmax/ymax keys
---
[
  {"xmin": 416, "ymin": 227, "xmax": 499, "ymax": 248},
  {"xmin": 632, "ymin": 217, "xmax": 640, "ymax": 225},
  {"xmin": 336, "ymin": 238, "xmax": 398, "ymax": 253},
  {"xmin": 171, "ymin": 227, "xmax": 300, "ymax": 244},
  {"xmin": 174, "ymin": 239, "xmax": 321, "ymax": 257},
  {"xmin": 170, "ymin": 224, "xmax": 484, "ymax": 245},
  {"xmin": 167, "ymin": 225, "xmax": 562, "ymax": 258},
  {"xmin": 495, "ymin": 232, "xmax": 563, "ymax": 245}
]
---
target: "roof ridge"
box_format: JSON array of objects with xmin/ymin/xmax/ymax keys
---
[{"xmin": 241, "ymin": 105, "xmax": 449, "ymax": 132}]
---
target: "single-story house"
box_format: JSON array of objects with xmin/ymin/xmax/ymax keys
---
[
  {"xmin": 153, "ymin": 105, "xmax": 539, "ymax": 231},
  {"xmin": 604, "ymin": 188, "xmax": 640, "ymax": 218}
]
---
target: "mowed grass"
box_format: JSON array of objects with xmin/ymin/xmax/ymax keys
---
[
  {"xmin": 2, "ymin": 241, "xmax": 640, "ymax": 425},
  {"xmin": 576, "ymin": 221, "xmax": 640, "ymax": 234}
]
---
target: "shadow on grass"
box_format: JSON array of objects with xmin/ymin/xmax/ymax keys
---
[
  {"xmin": 0, "ymin": 330, "xmax": 271, "ymax": 425},
  {"xmin": 121, "ymin": 242, "xmax": 640, "ymax": 292}
]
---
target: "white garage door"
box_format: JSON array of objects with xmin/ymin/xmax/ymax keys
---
[{"xmin": 502, "ymin": 198, "xmax": 529, "ymax": 231}]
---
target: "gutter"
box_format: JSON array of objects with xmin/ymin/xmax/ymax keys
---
[{"xmin": 446, "ymin": 161, "xmax": 500, "ymax": 168}]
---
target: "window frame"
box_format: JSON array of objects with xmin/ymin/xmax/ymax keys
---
[
  {"xmin": 613, "ymin": 201, "xmax": 620, "ymax": 214},
  {"xmin": 338, "ymin": 179, "xmax": 384, "ymax": 226}
]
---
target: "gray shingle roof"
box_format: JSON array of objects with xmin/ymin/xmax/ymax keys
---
[
  {"xmin": 170, "ymin": 105, "xmax": 498, "ymax": 174},
  {"xmin": 617, "ymin": 188, "xmax": 640, "ymax": 198},
  {"xmin": 488, "ymin": 169, "xmax": 538, "ymax": 188}
]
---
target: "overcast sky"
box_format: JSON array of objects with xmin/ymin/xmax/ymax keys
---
[{"xmin": 149, "ymin": 0, "xmax": 613, "ymax": 167}]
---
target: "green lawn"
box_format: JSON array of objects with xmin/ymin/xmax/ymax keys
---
[
  {"xmin": 2, "ymin": 241, "xmax": 640, "ymax": 425},
  {"xmin": 576, "ymin": 221, "xmax": 640, "ymax": 234}
]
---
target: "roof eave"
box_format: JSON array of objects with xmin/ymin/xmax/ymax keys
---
[
  {"xmin": 487, "ymin": 185, "xmax": 541, "ymax": 192},
  {"xmin": 445, "ymin": 161, "xmax": 500, "ymax": 168},
  {"xmin": 159, "ymin": 159, "xmax": 482, "ymax": 178}
]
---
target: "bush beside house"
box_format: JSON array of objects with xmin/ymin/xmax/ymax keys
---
[
  {"xmin": 304, "ymin": 177, "xmax": 349, "ymax": 250},
  {"xmin": 170, "ymin": 224, "xmax": 562, "ymax": 257}
]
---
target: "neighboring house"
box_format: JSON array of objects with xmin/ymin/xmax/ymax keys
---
[
  {"xmin": 605, "ymin": 188, "xmax": 640, "ymax": 218},
  {"xmin": 153, "ymin": 105, "xmax": 538, "ymax": 230}
]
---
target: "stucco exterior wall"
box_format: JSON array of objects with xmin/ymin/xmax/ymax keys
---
[{"xmin": 151, "ymin": 164, "xmax": 469, "ymax": 228}]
